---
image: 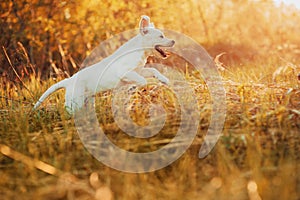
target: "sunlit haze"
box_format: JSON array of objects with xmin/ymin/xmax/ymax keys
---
[{"xmin": 274, "ymin": 0, "xmax": 300, "ymax": 8}]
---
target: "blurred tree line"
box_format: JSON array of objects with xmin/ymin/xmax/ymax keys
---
[{"xmin": 1, "ymin": 0, "xmax": 300, "ymax": 80}]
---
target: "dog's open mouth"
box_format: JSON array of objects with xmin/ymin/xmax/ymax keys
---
[{"xmin": 155, "ymin": 45, "xmax": 169, "ymax": 58}]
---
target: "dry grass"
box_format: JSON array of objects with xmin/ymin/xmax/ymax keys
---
[{"xmin": 0, "ymin": 54, "xmax": 299, "ymax": 199}]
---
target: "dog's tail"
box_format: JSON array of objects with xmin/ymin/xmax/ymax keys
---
[{"xmin": 33, "ymin": 78, "xmax": 70, "ymax": 111}]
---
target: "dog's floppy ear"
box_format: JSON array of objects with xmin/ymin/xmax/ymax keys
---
[{"xmin": 139, "ymin": 15, "xmax": 151, "ymax": 35}]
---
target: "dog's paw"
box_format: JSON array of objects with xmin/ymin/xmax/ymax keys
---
[{"xmin": 136, "ymin": 78, "xmax": 147, "ymax": 86}]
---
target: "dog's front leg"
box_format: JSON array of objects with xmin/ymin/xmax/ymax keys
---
[
  {"xmin": 122, "ymin": 71, "xmax": 147, "ymax": 86},
  {"xmin": 139, "ymin": 68, "xmax": 169, "ymax": 84}
]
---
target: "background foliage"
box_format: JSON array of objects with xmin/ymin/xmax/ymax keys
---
[{"xmin": 1, "ymin": 0, "xmax": 300, "ymax": 79}]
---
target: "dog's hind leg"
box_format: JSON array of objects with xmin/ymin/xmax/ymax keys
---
[
  {"xmin": 64, "ymin": 84, "xmax": 86, "ymax": 114},
  {"xmin": 64, "ymin": 85, "xmax": 75, "ymax": 114}
]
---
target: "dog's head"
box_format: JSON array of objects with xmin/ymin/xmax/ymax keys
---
[{"xmin": 139, "ymin": 15, "xmax": 175, "ymax": 58}]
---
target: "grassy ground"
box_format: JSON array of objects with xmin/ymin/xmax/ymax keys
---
[{"xmin": 0, "ymin": 53, "xmax": 299, "ymax": 199}]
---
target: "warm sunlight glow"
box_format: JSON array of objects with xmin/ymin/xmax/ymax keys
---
[{"xmin": 274, "ymin": 0, "xmax": 300, "ymax": 8}]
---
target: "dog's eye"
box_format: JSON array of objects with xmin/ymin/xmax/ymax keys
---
[{"xmin": 160, "ymin": 35, "xmax": 164, "ymax": 38}]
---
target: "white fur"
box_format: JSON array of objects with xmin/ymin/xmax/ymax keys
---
[{"xmin": 33, "ymin": 15, "xmax": 175, "ymax": 114}]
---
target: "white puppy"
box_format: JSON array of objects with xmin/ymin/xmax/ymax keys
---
[{"xmin": 33, "ymin": 15, "xmax": 175, "ymax": 114}]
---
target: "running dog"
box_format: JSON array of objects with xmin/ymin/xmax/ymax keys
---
[{"xmin": 33, "ymin": 15, "xmax": 175, "ymax": 114}]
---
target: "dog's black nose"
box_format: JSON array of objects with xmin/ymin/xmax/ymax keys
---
[{"xmin": 171, "ymin": 40, "xmax": 175, "ymax": 45}]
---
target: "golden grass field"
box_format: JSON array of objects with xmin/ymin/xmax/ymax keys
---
[{"xmin": 0, "ymin": 1, "xmax": 299, "ymax": 199}]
